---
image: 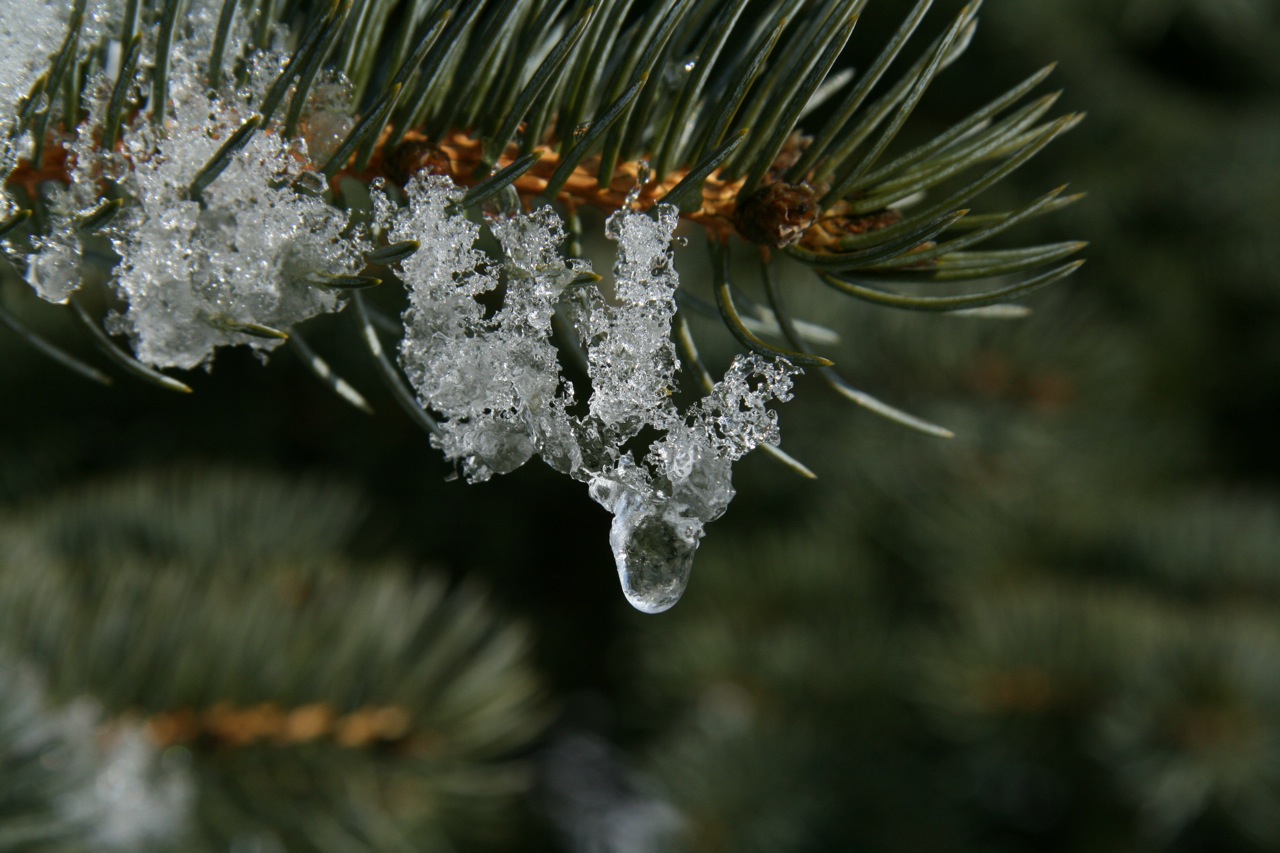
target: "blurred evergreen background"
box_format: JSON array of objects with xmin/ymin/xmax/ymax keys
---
[{"xmin": 2, "ymin": 0, "xmax": 1279, "ymax": 849}]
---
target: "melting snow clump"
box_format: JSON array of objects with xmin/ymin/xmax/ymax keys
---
[{"xmin": 387, "ymin": 188, "xmax": 798, "ymax": 612}]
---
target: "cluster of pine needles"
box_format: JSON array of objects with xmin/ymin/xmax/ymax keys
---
[{"xmin": 0, "ymin": 0, "xmax": 1082, "ymax": 439}]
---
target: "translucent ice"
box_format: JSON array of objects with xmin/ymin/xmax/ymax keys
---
[
  {"xmin": 586, "ymin": 355, "xmax": 800, "ymax": 611},
  {"xmin": 607, "ymin": 488, "xmax": 697, "ymax": 614},
  {"xmin": 671, "ymin": 353, "xmax": 797, "ymax": 462},
  {"xmin": 26, "ymin": 186, "xmax": 97, "ymax": 303}
]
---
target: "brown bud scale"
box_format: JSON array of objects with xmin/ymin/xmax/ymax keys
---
[{"xmin": 733, "ymin": 181, "xmax": 821, "ymax": 248}]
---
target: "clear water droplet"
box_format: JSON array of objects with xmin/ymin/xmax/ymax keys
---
[
  {"xmin": 608, "ymin": 493, "xmax": 697, "ymax": 614},
  {"xmin": 623, "ymin": 160, "xmax": 653, "ymax": 209},
  {"xmin": 480, "ymin": 183, "xmax": 521, "ymax": 219}
]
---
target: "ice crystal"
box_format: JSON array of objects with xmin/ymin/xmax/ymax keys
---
[
  {"xmin": 26, "ymin": 189, "xmax": 93, "ymax": 304},
  {"xmin": 592, "ymin": 355, "xmax": 797, "ymax": 612}
]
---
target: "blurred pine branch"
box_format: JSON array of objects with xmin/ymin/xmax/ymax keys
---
[{"xmin": 0, "ymin": 468, "xmax": 550, "ymax": 851}]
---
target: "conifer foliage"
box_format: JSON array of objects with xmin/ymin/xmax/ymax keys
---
[{"xmin": 0, "ymin": 470, "xmax": 549, "ymax": 851}]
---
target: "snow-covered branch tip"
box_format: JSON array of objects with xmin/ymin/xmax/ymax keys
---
[{"xmin": 1, "ymin": 0, "xmax": 1083, "ymax": 611}]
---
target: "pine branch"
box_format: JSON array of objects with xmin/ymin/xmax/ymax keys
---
[
  {"xmin": 0, "ymin": 469, "xmax": 550, "ymax": 851},
  {"xmin": 0, "ymin": 0, "xmax": 1085, "ymax": 613}
]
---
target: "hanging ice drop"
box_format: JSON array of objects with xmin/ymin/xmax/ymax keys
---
[{"xmin": 606, "ymin": 490, "xmax": 699, "ymax": 614}]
